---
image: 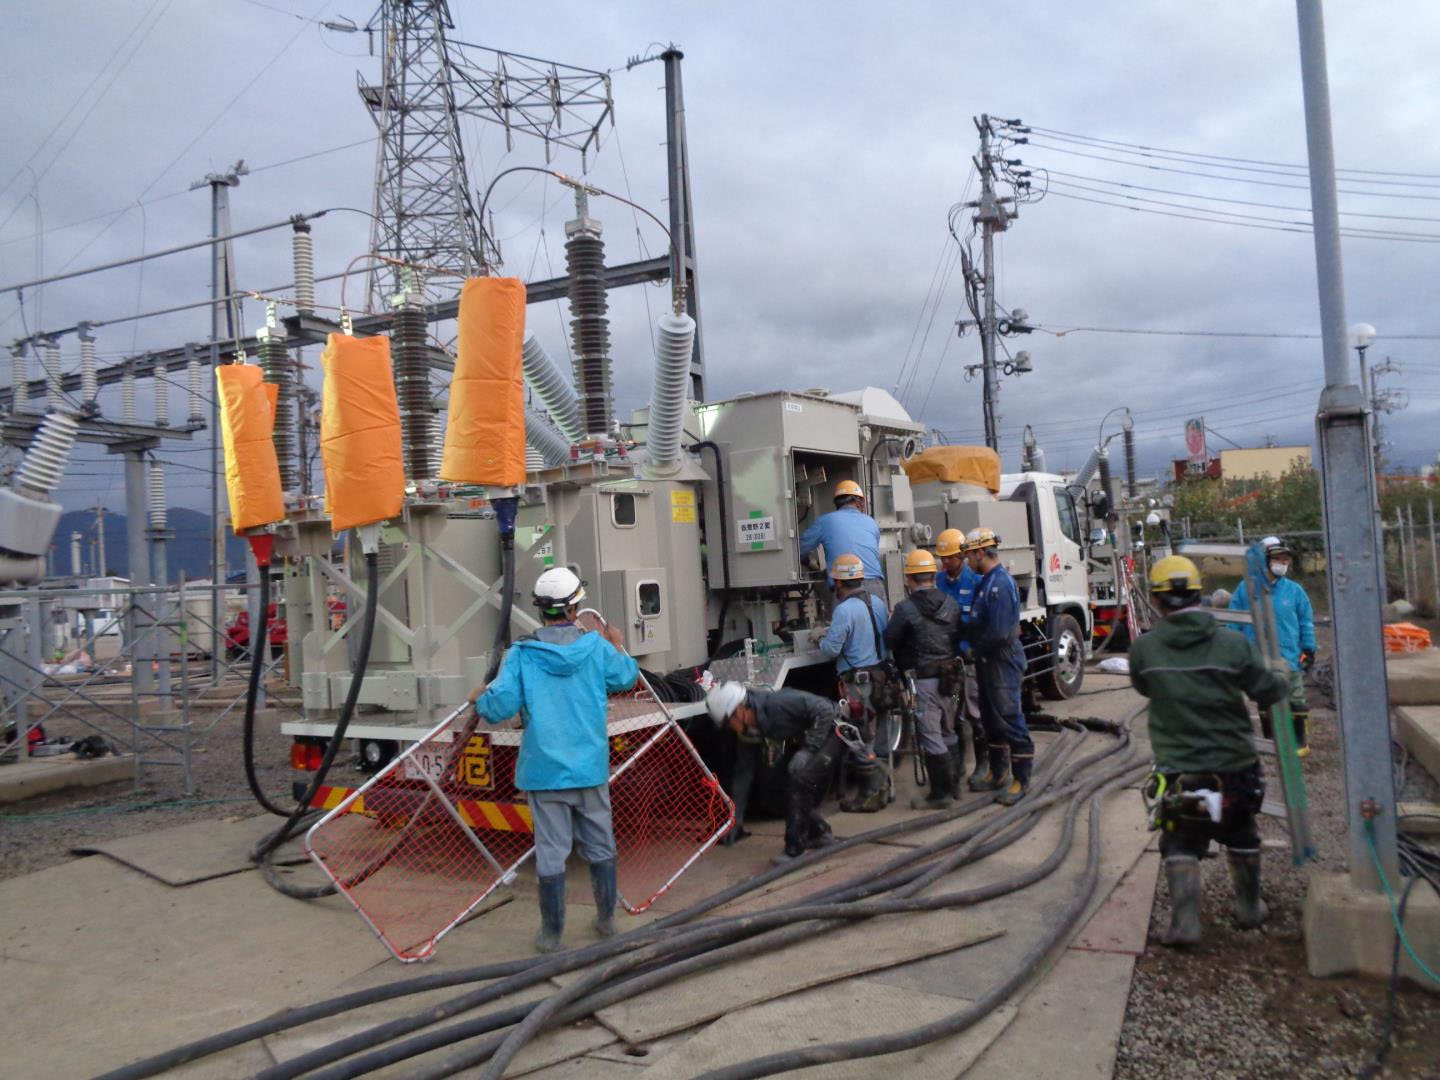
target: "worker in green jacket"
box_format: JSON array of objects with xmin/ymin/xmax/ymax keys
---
[{"xmin": 1128, "ymin": 556, "xmax": 1289, "ymax": 947}]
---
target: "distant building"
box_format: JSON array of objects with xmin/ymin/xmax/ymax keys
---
[{"xmin": 1217, "ymin": 446, "xmax": 1311, "ymax": 482}]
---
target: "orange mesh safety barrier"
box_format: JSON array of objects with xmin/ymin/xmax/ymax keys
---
[
  {"xmin": 1384, "ymin": 621, "xmax": 1432, "ymax": 653},
  {"xmin": 440, "ymin": 277, "xmax": 527, "ymax": 487},
  {"xmin": 305, "ymin": 676, "xmax": 732, "ymax": 961},
  {"xmin": 215, "ymin": 364, "xmax": 285, "ymax": 532}
]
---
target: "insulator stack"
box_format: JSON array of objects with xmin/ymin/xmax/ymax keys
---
[
  {"xmin": 14, "ymin": 411, "xmax": 79, "ymax": 497},
  {"xmin": 153, "ymin": 365, "xmax": 170, "ymax": 427},
  {"xmin": 10, "ymin": 345, "xmax": 28, "ymax": 413},
  {"xmin": 391, "ymin": 295, "xmax": 434, "ymax": 480},
  {"xmin": 186, "ymin": 352, "xmax": 204, "ymax": 423},
  {"xmin": 1074, "ymin": 445, "xmax": 1104, "ymax": 490},
  {"xmin": 291, "ymin": 220, "xmax": 316, "ymax": 315},
  {"xmin": 79, "ymin": 332, "xmax": 98, "ymax": 405},
  {"xmin": 122, "ymin": 365, "xmax": 137, "ymax": 422},
  {"xmin": 525, "ymin": 443, "xmax": 545, "ymax": 471},
  {"xmin": 43, "ymin": 340, "xmax": 62, "ymax": 411},
  {"xmin": 1123, "ymin": 426, "xmax": 1137, "ymax": 498},
  {"xmin": 147, "ymin": 460, "xmax": 167, "ymax": 531},
  {"xmin": 646, "ymin": 312, "xmax": 696, "ymax": 472},
  {"xmin": 565, "ymin": 194, "xmax": 612, "ymax": 437},
  {"xmin": 525, "ymin": 402, "xmax": 572, "ymax": 467},
  {"xmin": 522, "ymin": 334, "xmax": 582, "ymax": 442},
  {"xmin": 1097, "ymin": 452, "xmax": 1113, "ymax": 508},
  {"xmin": 259, "ymin": 329, "xmax": 297, "ymax": 490}
]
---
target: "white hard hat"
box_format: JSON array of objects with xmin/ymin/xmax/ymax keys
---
[
  {"xmin": 533, "ymin": 567, "xmax": 585, "ymax": 614},
  {"xmin": 705, "ymin": 681, "xmax": 747, "ymax": 726}
]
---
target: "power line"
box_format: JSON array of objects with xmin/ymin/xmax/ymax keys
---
[{"xmin": 1033, "ymin": 324, "xmax": 1440, "ymax": 342}]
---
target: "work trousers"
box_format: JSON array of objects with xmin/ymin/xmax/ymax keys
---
[
  {"xmin": 911, "ymin": 676, "xmax": 953, "ymax": 756},
  {"xmin": 785, "ymin": 731, "xmax": 845, "ymax": 852},
  {"xmin": 1156, "ymin": 762, "xmax": 1264, "ymax": 858},
  {"xmin": 975, "ymin": 650, "xmax": 1034, "ymax": 758},
  {"xmin": 528, "ymin": 784, "xmax": 617, "ymax": 877},
  {"xmin": 960, "ymin": 659, "xmax": 983, "ymax": 760}
]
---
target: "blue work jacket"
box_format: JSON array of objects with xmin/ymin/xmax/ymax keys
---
[
  {"xmin": 473, "ymin": 625, "xmax": 639, "ymax": 791},
  {"xmin": 817, "ymin": 591, "xmax": 889, "ymax": 673},
  {"xmin": 1228, "ymin": 577, "xmax": 1316, "ymax": 672},
  {"xmin": 967, "ymin": 563, "xmax": 1025, "ymax": 667},
  {"xmin": 799, "ymin": 506, "xmax": 883, "ymax": 584}
]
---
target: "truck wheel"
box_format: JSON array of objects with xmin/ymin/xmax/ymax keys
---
[{"xmin": 1038, "ymin": 614, "xmax": 1085, "ymax": 700}]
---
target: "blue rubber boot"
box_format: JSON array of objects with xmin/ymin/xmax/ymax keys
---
[{"xmin": 589, "ymin": 858, "xmax": 618, "ymax": 938}]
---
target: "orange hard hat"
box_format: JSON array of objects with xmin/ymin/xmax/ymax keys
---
[
  {"xmin": 830, "ymin": 553, "xmax": 866, "ymax": 581},
  {"xmin": 903, "ymin": 549, "xmax": 938, "ymax": 576},
  {"xmin": 935, "ymin": 528, "xmax": 966, "ymax": 557},
  {"xmin": 834, "ymin": 480, "xmax": 864, "ymax": 501}
]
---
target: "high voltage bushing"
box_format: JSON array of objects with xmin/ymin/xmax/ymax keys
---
[
  {"xmin": 147, "ymin": 459, "xmax": 167, "ymax": 532},
  {"xmin": 153, "ymin": 364, "xmax": 170, "ymax": 427},
  {"xmin": 522, "ymin": 334, "xmax": 582, "ymax": 443},
  {"xmin": 14, "ymin": 411, "xmax": 78, "ymax": 498},
  {"xmin": 78, "ymin": 326, "xmax": 98, "ymax": 406},
  {"xmin": 259, "ymin": 321, "xmax": 297, "ymax": 490},
  {"xmin": 186, "ymin": 350, "xmax": 204, "ymax": 424},
  {"xmin": 647, "ymin": 312, "xmax": 697, "ymax": 472},
  {"xmin": 565, "ymin": 193, "xmax": 612, "ymax": 437},
  {"xmin": 42, "ymin": 339, "xmax": 62, "ymax": 411},
  {"xmin": 122, "ymin": 363, "xmax": 137, "ymax": 422},
  {"xmin": 9, "ymin": 344, "xmax": 28, "ymax": 412},
  {"xmin": 1097, "ymin": 452, "xmax": 1113, "ymax": 506},
  {"xmin": 1123, "ymin": 426, "xmax": 1137, "ymax": 498},
  {"xmin": 390, "ymin": 289, "xmax": 434, "ymax": 480},
  {"xmin": 525, "ymin": 402, "xmax": 572, "ymax": 466},
  {"xmin": 291, "ymin": 220, "xmax": 316, "ymax": 315}
]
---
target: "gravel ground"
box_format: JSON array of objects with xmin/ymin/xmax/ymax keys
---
[
  {"xmin": 0, "ymin": 678, "xmax": 315, "ymax": 882},
  {"xmin": 1116, "ymin": 627, "xmax": 1440, "ymax": 1080}
]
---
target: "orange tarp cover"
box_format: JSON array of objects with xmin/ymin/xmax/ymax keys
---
[
  {"xmin": 902, "ymin": 445, "xmax": 1001, "ymax": 493},
  {"xmin": 440, "ymin": 277, "xmax": 527, "ymax": 487},
  {"xmin": 320, "ymin": 333, "xmax": 406, "ymax": 532},
  {"xmin": 215, "ymin": 364, "xmax": 284, "ymax": 533}
]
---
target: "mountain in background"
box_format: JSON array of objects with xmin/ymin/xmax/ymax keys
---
[{"xmin": 51, "ymin": 508, "xmax": 248, "ymax": 583}]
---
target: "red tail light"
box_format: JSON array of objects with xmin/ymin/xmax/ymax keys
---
[{"xmin": 291, "ymin": 741, "xmax": 326, "ymax": 771}]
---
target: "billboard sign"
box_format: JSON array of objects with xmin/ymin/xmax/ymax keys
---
[{"xmin": 1184, "ymin": 418, "xmax": 1207, "ymax": 466}]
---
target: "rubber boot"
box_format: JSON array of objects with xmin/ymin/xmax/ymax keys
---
[
  {"xmin": 589, "ymin": 858, "xmax": 617, "ymax": 938},
  {"xmin": 1293, "ymin": 711, "xmax": 1310, "ymax": 758},
  {"xmin": 996, "ymin": 752, "xmax": 1033, "ymax": 806},
  {"xmin": 781, "ymin": 789, "xmax": 810, "ymax": 859},
  {"xmin": 948, "ymin": 740, "xmax": 966, "ymax": 800},
  {"xmin": 840, "ymin": 766, "xmax": 888, "ymax": 813},
  {"xmin": 968, "ymin": 745, "xmax": 1010, "ymax": 793},
  {"xmin": 911, "ymin": 753, "xmax": 955, "ymax": 809},
  {"xmin": 1226, "ymin": 848, "xmax": 1269, "ymax": 929},
  {"xmin": 535, "ymin": 873, "xmax": 567, "ymax": 954},
  {"xmin": 1160, "ymin": 855, "xmax": 1203, "ymax": 947}
]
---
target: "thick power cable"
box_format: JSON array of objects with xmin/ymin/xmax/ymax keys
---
[{"xmin": 240, "ymin": 562, "xmax": 290, "ymax": 817}]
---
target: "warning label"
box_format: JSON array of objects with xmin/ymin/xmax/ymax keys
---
[{"xmin": 670, "ymin": 489, "xmax": 697, "ymax": 524}]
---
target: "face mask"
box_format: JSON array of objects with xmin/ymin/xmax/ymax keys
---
[{"xmin": 1269, "ymin": 560, "xmax": 1290, "ymax": 578}]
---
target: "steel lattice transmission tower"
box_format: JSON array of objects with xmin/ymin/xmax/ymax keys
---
[{"xmin": 359, "ymin": 1, "xmax": 614, "ymax": 310}]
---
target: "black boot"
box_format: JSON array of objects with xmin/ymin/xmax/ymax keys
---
[
  {"xmin": 589, "ymin": 858, "xmax": 617, "ymax": 938},
  {"xmin": 1160, "ymin": 855, "xmax": 1202, "ymax": 947},
  {"xmin": 968, "ymin": 744, "xmax": 1009, "ymax": 792},
  {"xmin": 997, "ymin": 752, "xmax": 1032, "ymax": 806},
  {"xmin": 1226, "ymin": 847, "xmax": 1268, "ymax": 929},
  {"xmin": 781, "ymin": 789, "xmax": 810, "ymax": 859},
  {"xmin": 911, "ymin": 753, "xmax": 956, "ymax": 809},
  {"xmin": 840, "ymin": 765, "xmax": 888, "ymax": 813},
  {"xmin": 947, "ymin": 740, "xmax": 965, "ymax": 799},
  {"xmin": 535, "ymin": 873, "xmax": 567, "ymax": 953}
]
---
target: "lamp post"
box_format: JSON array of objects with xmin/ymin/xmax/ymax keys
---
[{"xmin": 1349, "ymin": 322, "xmax": 1378, "ymax": 463}]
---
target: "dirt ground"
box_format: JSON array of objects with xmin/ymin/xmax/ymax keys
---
[
  {"xmin": 1115, "ymin": 626, "xmax": 1440, "ymax": 1080},
  {"xmin": 0, "ymin": 678, "xmax": 308, "ymax": 881}
]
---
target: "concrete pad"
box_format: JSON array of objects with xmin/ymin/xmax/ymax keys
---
[
  {"xmin": 636, "ymin": 984, "xmax": 1016, "ymax": 1080},
  {"xmin": 571, "ymin": 907, "xmax": 1003, "ymax": 1044},
  {"xmin": 1303, "ymin": 870, "xmax": 1440, "ymax": 992},
  {"xmin": 525, "ymin": 1057, "xmax": 649, "ymax": 1079},
  {"xmin": 1072, "ymin": 850, "xmax": 1161, "ymax": 956},
  {"xmin": 0, "ymin": 752, "xmax": 131, "ymax": 803},
  {"xmin": 1396, "ymin": 706, "xmax": 1440, "ymax": 785},
  {"xmin": 968, "ymin": 948, "xmax": 1137, "ymax": 1077},
  {"xmin": 69, "ymin": 813, "xmax": 308, "ymax": 885},
  {"xmin": 1387, "ymin": 651, "xmax": 1440, "ymax": 706}
]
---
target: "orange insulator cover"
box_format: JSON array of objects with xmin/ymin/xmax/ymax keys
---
[
  {"xmin": 320, "ymin": 333, "xmax": 406, "ymax": 532},
  {"xmin": 902, "ymin": 445, "xmax": 1002, "ymax": 493},
  {"xmin": 215, "ymin": 364, "xmax": 285, "ymax": 533},
  {"xmin": 440, "ymin": 277, "xmax": 527, "ymax": 487}
]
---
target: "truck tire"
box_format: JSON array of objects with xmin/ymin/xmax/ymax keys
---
[{"xmin": 1038, "ymin": 613, "xmax": 1085, "ymax": 700}]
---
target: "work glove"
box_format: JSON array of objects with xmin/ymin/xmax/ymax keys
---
[
  {"xmin": 1299, "ymin": 649, "xmax": 1316, "ymax": 673},
  {"xmin": 809, "ymin": 625, "xmax": 829, "ymax": 644}
]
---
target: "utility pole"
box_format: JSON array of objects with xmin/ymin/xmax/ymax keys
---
[
  {"xmin": 976, "ymin": 116, "xmax": 1004, "ymax": 451},
  {"xmin": 660, "ymin": 47, "xmax": 705, "ymax": 398},
  {"xmin": 190, "ymin": 159, "xmax": 245, "ymax": 681},
  {"xmin": 1294, "ymin": 0, "xmax": 1399, "ymax": 889},
  {"xmin": 1366, "ymin": 355, "xmax": 1404, "ymax": 467},
  {"xmin": 95, "ymin": 500, "xmax": 107, "ymax": 577}
]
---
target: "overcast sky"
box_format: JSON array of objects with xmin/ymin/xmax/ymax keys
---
[{"xmin": 3, "ymin": 0, "xmax": 1439, "ymax": 514}]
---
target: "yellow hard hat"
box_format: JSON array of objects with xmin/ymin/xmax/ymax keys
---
[
  {"xmin": 834, "ymin": 480, "xmax": 864, "ymax": 501},
  {"xmin": 963, "ymin": 526, "xmax": 999, "ymax": 553},
  {"xmin": 903, "ymin": 549, "xmax": 938, "ymax": 576},
  {"xmin": 1149, "ymin": 555, "xmax": 1202, "ymax": 594},
  {"xmin": 830, "ymin": 553, "xmax": 866, "ymax": 581},
  {"xmin": 935, "ymin": 528, "xmax": 966, "ymax": 557}
]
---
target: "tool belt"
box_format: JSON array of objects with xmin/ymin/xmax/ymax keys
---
[
  {"xmin": 911, "ymin": 657, "xmax": 962, "ymax": 696},
  {"xmin": 1141, "ymin": 766, "xmax": 1259, "ymax": 833}
]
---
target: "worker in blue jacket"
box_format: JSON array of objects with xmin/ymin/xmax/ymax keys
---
[
  {"xmin": 1228, "ymin": 535, "xmax": 1317, "ymax": 755},
  {"xmin": 469, "ymin": 566, "xmax": 639, "ymax": 953},
  {"xmin": 799, "ymin": 480, "xmax": 884, "ymax": 597},
  {"xmin": 935, "ymin": 528, "xmax": 984, "ymax": 784},
  {"xmin": 812, "ymin": 552, "xmax": 892, "ymax": 812},
  {"xmin": 961, "ymin": 527, "xmax": 1034, "ymax": 805}
]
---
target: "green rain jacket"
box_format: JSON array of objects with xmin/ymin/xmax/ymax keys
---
[{"xmin": 1128, "ymin": 608, "xmax": 1289, "ymax": 774}]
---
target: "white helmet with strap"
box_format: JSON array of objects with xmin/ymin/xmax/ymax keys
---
[
  {"xmin": 705, "ymin": 681, "xmax": 748, "ymax": 726},
  {"xmin": 533, "ymin": 567, "xmax": 585, "ymax": 615}
]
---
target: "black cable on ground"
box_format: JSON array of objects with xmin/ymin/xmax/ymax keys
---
[
  {"xmin": 1359, "ymin": 873, "xmax": 1424, "ymax": 1080},
  {"xmin": 251, "ymin": 549, "xmax": 380, "ymax": 900},
  {"xmin": 241, "ymin": 565, "xmax": 291, "ymax": 817}
]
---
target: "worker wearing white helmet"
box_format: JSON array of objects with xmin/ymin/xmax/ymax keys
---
[
  {"xmin": 1227, "ymin": 536, "xmax": 1316, "ymax": 755},
  {"xmin": 705, "ymin": 680, "xmax": 844, "ymax": 862},
  {"xmin": 469, "ymin": 566, "xmax": 638, "ymax": 953}
]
